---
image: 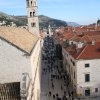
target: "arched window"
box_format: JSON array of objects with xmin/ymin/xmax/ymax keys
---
[
  {"xmin": 27, "ymin": 0, "xmax": 29, "ymax": 6},
  {"xmin": 34, "ymin": 2, "xmax": 36, "ymax": 6},
  {"xmin": 33, "ymin": 12, "xmax": 35, "ymax": 16},
  {"xmin": 31, "ymin": 1, "xmax": 32, "ymax": 6},
  {"xmin": 30, "ymin": 12, "xmax": 32, "ymax": 17}
]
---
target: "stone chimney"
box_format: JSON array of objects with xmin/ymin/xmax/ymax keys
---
[
  {"xmin": 77, "ymin": 42, "xmax": 84, "ymax": 49},
  {"xmin": 91, "ymin": 41, "xmax": 95, "ymax": 45}
]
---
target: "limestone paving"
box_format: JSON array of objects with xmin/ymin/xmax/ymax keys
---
[{"xmin": 41, "ymin": 37, "xmax": 68, "ymax": 100}]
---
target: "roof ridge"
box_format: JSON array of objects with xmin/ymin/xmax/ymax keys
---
[
  {"xmin": 70, "ymin": 34, "xmax": 76, "ymax": 40},
  {"xmin": 0, "ymin": 26, "xmax": 39, "ymax": 54},
  {"xmin": 86, "ymin": 35, "xmax": 91, "ymax": 41},
  {"xmin": 76, "ymin": 44, "xmax": 88, "ymax": 59},
  {"xmin": 80, "ymin": 35, "xmax": 85, "ymax": 41}
]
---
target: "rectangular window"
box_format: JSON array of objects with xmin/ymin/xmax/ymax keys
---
[
  {"xmin": 31, "ymin": 23, "xmax": 36, "ymax": 27},
  {"xmin": 33, "ymin": 12, "xmax": 35, "ymax": 16},
  {"xmin": 30, "ymin": 12, "xmax": 32, "ymax": 17},
  {"xmin": 66, "ymin": 54, "xmax": 68, "ymax": 57},
  {"xmin": 71, "ymin": 59, "xmax": 72, "ymax": 62},
  {"xmin": 85, "ymin": 64, "xmax": 90, "ymax": 68},
  {"xmin": 66, "ymin": 61, "xmax": 68, "ymax": 65},
  {"xmin": 73, "ymin": 61, "xmax": 75, "ymax": 66},
  {"xmin": 74, "ymin": 72, "xmax": 75, "ymax": 79},
  {"xmin": 85, "ymin": 89, "xmax": 90, "ymax": 96},
  {"xmin": 70, "ymin": 59, "xmax": 75, "ymax": 66},
  {"xmin": 85, "ymin": 74, "xmax": 90, "ymax": 82},
  {"xmin": 69, "ymin": 65, "xmax": 70, "ymax": 73},
  {"xmin": 71, "ymin": 42, "xmax": 73, "ymax": 45},
  {"xmin": 95, "ymin": 88, "xmax": 98, "ymax": 92}
]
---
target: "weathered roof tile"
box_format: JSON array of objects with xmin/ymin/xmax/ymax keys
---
[{"xmin": 0, "ymin": 26, "xmax": 39, "ymax": 54}]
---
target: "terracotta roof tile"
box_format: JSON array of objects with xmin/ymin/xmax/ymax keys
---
[
  {"xmin": 0, "ymin": 26, "xmax": 39, "ymax": 54},
  {"xmin": 64, "ymin": 42, "xmax": 100, "ymax": 60},
  {"xmin": 77, "ymin": 42, "xmax": 100, "ymax": 59}
]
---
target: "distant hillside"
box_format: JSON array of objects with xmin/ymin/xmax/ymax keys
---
[
  {"xmin": 39, "ymin": 15, "xmax": 68, "ymax": 28},
  {"xmin": 0, "ymin": 11, "xmax": 80, "ymax": 28},
  {"xmin": 0, "ymin": 12, "xmax": 27, "ymax": 26},
  {"xmin": 67, "ymin": 22, "xmax": 80, "ymax": 27}
]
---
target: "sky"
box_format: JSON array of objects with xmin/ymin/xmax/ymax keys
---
[{"xmin": 0, "ymin": 0, "xmax": 100, "ymax": 25}]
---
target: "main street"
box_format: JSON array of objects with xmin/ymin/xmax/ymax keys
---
[{"xmin": 41, "ymin": 36, "xmax": 68, "ymax": 100}]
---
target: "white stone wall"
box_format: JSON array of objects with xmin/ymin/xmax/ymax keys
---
[
  {"xmin": 62, "ymin": 48, "xmax": 77, "ymax": 87},
  {"xmin": 0, "ymin": 38, "xmax": 42, "ymax": 100},
  {"xmin": 76, "ymin": 59, "xmax": 100, "ymax": 97},
  {"xmin": 30, "ymin": 39, "xmax": 41, "ymax": 100},
  {"xmin": 0, "ymin": 39, "xmax": 31, "ymax": 83},
  {"xmin": 62, "ymin": 47, "xmax": 100, "ymax": 97}
]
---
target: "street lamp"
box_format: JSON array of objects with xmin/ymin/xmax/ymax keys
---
[{"xmin": 20, "ymin": 73, "xmax": 32, "ymax": 100}]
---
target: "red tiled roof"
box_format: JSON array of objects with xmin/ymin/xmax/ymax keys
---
[
  {"xmin": 64, "ymin": 42, "xmax": 100, "ymax": 60},
  {"xmin": 74, "ymin": 25, "xmax": 96, "ymax": 32},
  {"xmin": 64, "ymin": 44, "xmax": 86, "ymax": 59},
  {"xmin": 85, "ymin": 31, "xmax": 100, "ymax": 36},
  {"xmin": 77, "ymin": 42, "xmax": 100, "ymax": 59},
  {"xmin": 54, "ymin": 26, "xmax": 100, "ymax": 60},
  {"xmin": 68, "ymin": 31, "xmax": 100, "ymax": 43},
  {"xmin": 54, "ymin": 26, "xmax": 100, "ymax": 55},
  {"xmin": 96, "ymin": 26, "xmax": 100, "ymax": 31},
  {"xmin": 63, "ymin": 32, "xmax": 75, "ymax": 40}
]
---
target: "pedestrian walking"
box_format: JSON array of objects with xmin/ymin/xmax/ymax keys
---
[
  {"xmin": 58, "ymin": 75, "xmax": 59, "ymax": 80},
  {"xmin": 62, "ymin": 96, "xmax": 68, "ymax": 100},
  {"xmin": 52, "ymin": 82, "xmax": 54, "ymax": 89},
  {"xmin": 61, "ymin": 84, "xmax": 63, "ymax": 90},
  {"xmin": 78, "ymin": 98, "xmax": 80, "ymax": 100},
  {"xmin": 72, "ymin": 97, "xmax": 74, "ymax": 100},
  {"xmin": 53, "ymin": 94, "xmax": 55, "ymax": 99},
  {"xmin": 71, "ymin": 91, "xmax": 73, "ymax": 96},
  {"xmin": 49, "ymin": 91, "xmax": 51, "ymax": 96},
  {"xmin": 56, "ymin": 93, "xmax": 59, "ymax": 98}
]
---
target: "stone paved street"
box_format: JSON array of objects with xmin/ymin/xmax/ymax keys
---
[{"xmin": 41, "ymin": 37, "xmax": 68, "ymax": 100}]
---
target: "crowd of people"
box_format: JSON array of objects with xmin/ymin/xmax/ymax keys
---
[{"xmin": 42, "ymin": 36, "xmax": 75, "ymax": 100}]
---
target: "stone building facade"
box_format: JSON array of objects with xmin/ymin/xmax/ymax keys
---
[
  {"xmin": 62, "ymin": 42, "xmax": 100, "ymax": 98},
  {"xmin": 0, "ymin": 27, "xmax": 41, "ymax": 100}
]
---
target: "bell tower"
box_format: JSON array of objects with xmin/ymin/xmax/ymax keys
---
[{"xmin": 26, "ymin": 0, "xmax": 39, "ymax": 36}]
